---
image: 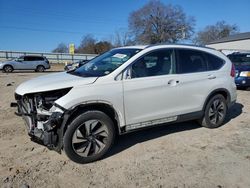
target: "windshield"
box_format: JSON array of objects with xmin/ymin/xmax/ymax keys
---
[
  {"xmin": 228, "ymin": 54, "xmax": 250, "ymax": 66},
  {"xmin": 69, "ymin": 48, "xmax": 141, "ymax": 77}
]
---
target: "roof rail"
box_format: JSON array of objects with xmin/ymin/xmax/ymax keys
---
[{"xmin": 145, "ymin": 43, "xmax": 215, "ymax": 50}]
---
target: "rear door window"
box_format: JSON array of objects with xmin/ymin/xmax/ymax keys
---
[
  {"xmin": 37, "ymin": 56, "xmax": 45, "ymax": 61},
  {"xmin": 176, "ymin": 49, "xmax": 207, "ymax": 74},
  {"xmin": 21, "ymin": 56, "xmax": 45, "ymax": 61},
  {"xmin": 31, "ymin": 56, "xmax": 42, "ymax": 61},
  {"xmin": 24, "ymin": 56, "xmax": 33, "ymax": 61}
]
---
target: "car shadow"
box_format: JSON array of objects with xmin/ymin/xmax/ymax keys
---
[
  {"xmin": 224, "ymin": 102, "xmax": 243, "ymax": 123},
  {"xmin": 237, "ymin": 87, "xmax": 250, "ymax": 91},
  {"xmin": 105, "ymin": 102, "xmax": 243, "ymax": 159},
  {"xmin": 106, "ymin": 121, "xmax": 200, "ymax": 159}
]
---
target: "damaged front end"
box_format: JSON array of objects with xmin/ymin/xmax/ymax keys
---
[{"xmin": 11, "ymin": 88, "xmax": 72, "ymax": 152}]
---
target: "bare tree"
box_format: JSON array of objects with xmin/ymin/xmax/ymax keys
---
[
  {"xmin": 76, "ymin": 34, "xmax": 96, "ymax": 54},
  {"xmin": 95, "ymin": 41, "xmax": 113, "ymax": 54},
  {"xmin": 112, "ymin": 29, "xmax": 135, "ymax": 47},
  {"xmin": 128, "ymin": 0, "xmax": 195, "ymax": 44},
  {"xmin": 52, "ymin": 43, "xmax": 68, "ymax": 53},
  {"xmin": 193, "ymin": 21, "xmax": 239, "ymax": 45},
  {"xmin": 75, "ymin": 34, "xmax": 113, "ymax": 54}
]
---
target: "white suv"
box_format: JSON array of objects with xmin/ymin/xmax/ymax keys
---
[{"xmin": 12, "ymin": 44, "xmax": 237, "ymax": 163}]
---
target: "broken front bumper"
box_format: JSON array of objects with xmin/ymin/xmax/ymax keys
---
[{"xmin": 11, "ymin": 93, "xmax": 65, "ymax": 152}]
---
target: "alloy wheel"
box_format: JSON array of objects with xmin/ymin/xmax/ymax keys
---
[
  {"xmin": 4, "ymin": 66, "xmax": 13, "ymax": 72},
  {"xmin": 72, "ymin": 120, "xmax": 109, "ymax": 157},
  {"xmin": 37, "ymin": 66, "xmax": 45, "ymax": 72},
  {"xmin": 208, "ymin": 99, "xmax": 226, "ymax": 125}
]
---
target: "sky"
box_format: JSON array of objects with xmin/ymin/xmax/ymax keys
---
[{"xmin": 0, "ymin": 0, "xmax": 250, "ymax": 52}]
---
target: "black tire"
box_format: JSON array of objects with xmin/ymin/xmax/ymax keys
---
[
  {"xmin": 3, "ymin": 65, "xmax": 14, "ymax": 73},
  {"xmin": 63, "ymin": 111, "xmax": 115, "ymax": 164},
  {"xmin": 36, "ymin": 65, "xmax": 45, "ymax": 72},
  {"xmin": 199, "ymin": 94, "xmax": 227, "ymax": 128}
]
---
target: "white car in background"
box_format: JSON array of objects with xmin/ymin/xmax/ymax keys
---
[
  {"xmin": 0, "ymin": 55, "xmax": 50, "ymax": 72},
  {"xmin": 12, "ymin": 44, "xmax": 237, "ymax": 163}
]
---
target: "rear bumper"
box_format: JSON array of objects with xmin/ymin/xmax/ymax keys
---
[{"xmin": 45, "ymin": 64, "xmax": 51, "ymax": 69}]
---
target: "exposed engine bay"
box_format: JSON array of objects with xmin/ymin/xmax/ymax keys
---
[{"xmin": 13, "ymin": 88, "xmax": 71, "ymax": 151}]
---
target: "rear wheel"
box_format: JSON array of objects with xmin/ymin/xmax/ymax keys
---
[
  {"xmin": 63, "ymin": 111, "xmax": 115, "ymax": 164},
  {"xmin": 36, "ymin": 65, "xmax": 45, "ymax": 72},
  {"xmin": 3, "ymin": 65, "xmax": 13, "ymax": 73},
  {"xmin": 199, "ymin": 94, "xmax": 227, "ymax": 128}
]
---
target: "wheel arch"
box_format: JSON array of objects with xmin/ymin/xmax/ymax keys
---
[
  {"xmin": 37, "ymin": 64, "xmax": 45, "ymax": 67},
  {"xmin": 3, "ymin": 64, "xmax": 14, "ymax": 70},
  {"xmin": 62, "ymin": 101, "xmax": 122, "ymax": 136},
  {"xmin": 36, "ymin": 64, "xmax": 45, "ymax": 69},
  {"xmin": 202, "ymin": 88, "xmax": 231, "ymax": 111}
]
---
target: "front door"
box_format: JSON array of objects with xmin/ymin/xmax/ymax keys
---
[{"xmin": 123, "ymin": 49, "xmax": 182, "ymax": 127}]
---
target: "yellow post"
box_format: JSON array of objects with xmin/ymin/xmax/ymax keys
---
[{"xmin": 69, "ymin": 44, "xmax": 75, "ymax": 55}]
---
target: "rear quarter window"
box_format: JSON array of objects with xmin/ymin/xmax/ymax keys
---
[
  {"xmin": 205, "ymin": 53, "xmax": 225, "ymax": 71},
  {"xmin": 24, "ymin": 56, "xmax": 33, "ymax": 61},
  {"xmin": 37, "ymin": 56, "xmax": 45, "ymax": 61},
  {"xmin": 32, "ymin": 56, "xmax": 44, "ymax": 61},
  {"xmin": 176, "ymin": 49, "xmax": 207, "ymax": 74}
]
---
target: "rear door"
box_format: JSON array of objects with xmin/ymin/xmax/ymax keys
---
[
  {"xmin": 30, "ymin": 56, "xmax": 41, "ymax": 69},
  {"xmin": 175, "ymin": 49, "xmax": 223, "ymax": 114}
]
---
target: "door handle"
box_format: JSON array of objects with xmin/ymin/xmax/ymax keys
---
[
  {"xmin": 167, "ymin": 79, "xmax": 179, "ymax": 86},
  {"xmin": 207, "ymin": 75, "xmax": 216, "ymax": 79}
]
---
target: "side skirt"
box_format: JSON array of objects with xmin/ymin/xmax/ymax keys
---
[{"xmin": 121, "ymin": 111, "xmax": 203, "ymax": 134}]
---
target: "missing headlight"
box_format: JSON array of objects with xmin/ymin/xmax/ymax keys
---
[{"xmin": 34, "ymin": 88, "xmax": 72, "ymax": 111}]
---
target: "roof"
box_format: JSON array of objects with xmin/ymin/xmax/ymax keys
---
[
  {"xmin": 208, "ymin": 32, "xmax": 250, "ymax": 44},
  {"xmin": 117, "ymin": 43, "xmax": 215, "ymax": 50},
  {"xmin": 116, "ymin": 45, "xmax": 148, "ymax": 50},
  {"xmin": 148, "ymin": 43, "xmax": 215, "ymax": 50}
]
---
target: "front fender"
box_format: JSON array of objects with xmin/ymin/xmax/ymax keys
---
[{"xmin": 55, "ymin": 82, "xmax": 125, "ymax": 126}]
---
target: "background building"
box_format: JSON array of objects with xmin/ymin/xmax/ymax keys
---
[{"xmin": 206, "ymin": 32, "xmax": 250, "ymax": 55}]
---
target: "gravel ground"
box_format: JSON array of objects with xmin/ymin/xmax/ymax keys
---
[{"xmin": 0, "ymin": 65, "xmax": 250, "ymax": 188}]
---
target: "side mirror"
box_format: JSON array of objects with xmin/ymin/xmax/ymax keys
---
[{"xmin": 16, "ymin": 59, "xmax": 22, "ymax": 62}]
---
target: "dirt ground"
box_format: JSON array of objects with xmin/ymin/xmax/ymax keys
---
[{"xmin": 0, "ymin": 64, "xmax": 250, "ymax": 188}]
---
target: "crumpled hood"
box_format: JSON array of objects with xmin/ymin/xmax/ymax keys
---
[{"xmin": 15, "ymin": 72, "xmax": 98, "ymax": 95}]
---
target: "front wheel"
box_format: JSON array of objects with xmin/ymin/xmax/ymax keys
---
[
  {"xmin": 63, "ymin": 111, "xmax": 115, "ymax": 164},
  {"xmin": 3, "ymin": 65, "xmax": 13, "ymax": 73},
  {"xmin": 199, "ymin": 94, "xmax": 227, "ymax": 128}
]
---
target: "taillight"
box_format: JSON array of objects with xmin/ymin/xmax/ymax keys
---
[{"xmin": 230, "ymin": 63, "xmax": 235, "ymax": 77}]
